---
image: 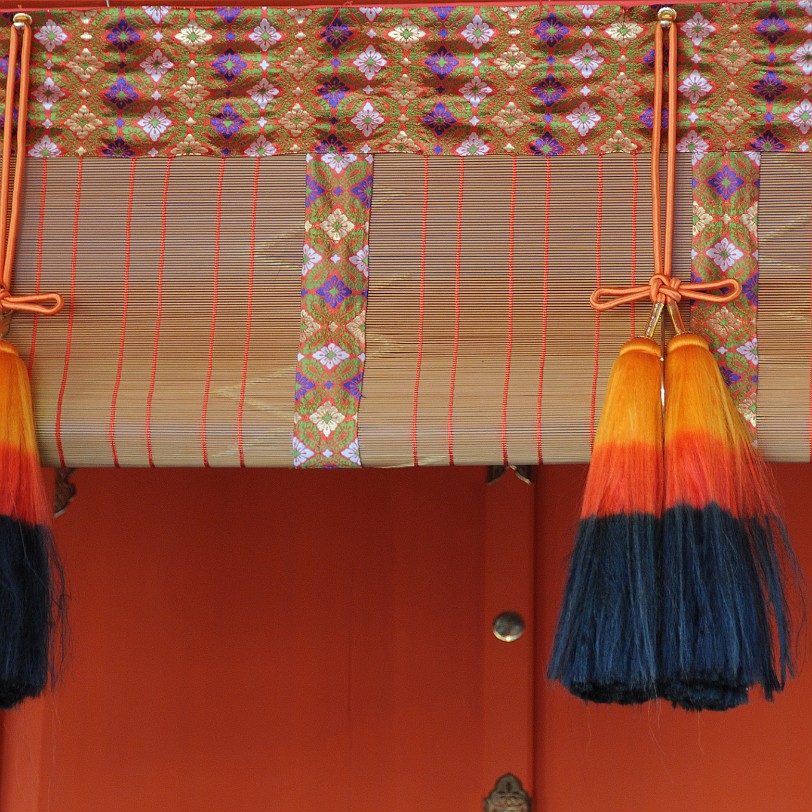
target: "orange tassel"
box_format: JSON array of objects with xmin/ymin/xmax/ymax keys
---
[
  {"xmin": 548, "ymin": 337, "xmax": 663, "ymax": 704},
  {"xmin": 659, "ymin": 332, "xmax": 802, "ymax": 710}
]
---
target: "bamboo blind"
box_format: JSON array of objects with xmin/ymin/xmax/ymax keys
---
[{"xmin": 4, "ymin": 153, "xmax": 803, "ymax": 466}]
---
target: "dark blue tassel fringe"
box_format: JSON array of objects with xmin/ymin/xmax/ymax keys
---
[
  {"xmin": 0, "ymin": 515, "xmax": 65, "ymax": 709},
  {"xmin": 548, "ymin": 514, "xmax": 659, "ymax": 704}
]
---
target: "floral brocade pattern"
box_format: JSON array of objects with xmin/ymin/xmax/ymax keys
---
[
  {"xmin": 5, "ymin": 3, "xmax": 812, "ymax": 157},
  {"xmin": 293, "ymin": 152, "xmax": 372, "ymax": 467},
  {"xmin": 692, "ymin": 152, "xmax": 760, "ymax": 427}
]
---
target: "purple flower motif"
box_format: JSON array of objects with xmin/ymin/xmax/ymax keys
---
[
  {"xmin": 105, "ymin": 78, "xmax": 139, "ymax": 110},
  {"xmin": 532, "ymin": 75, "xmax": 567, "ymax": 107},
  {"xmin": 317, "ymin": 275, "xmax": 353, "ymax": 308},
  {"xmin": 216, "ymin": 7, "xmax": 242, "ymax": 24},
  {"xmin": 321, "ymin": 16, "xmax": 353, "ymax": 49},
  {"xmin": 211, "ymin": 104, "xmax": 246, "ymax": 139},
  {"xmin": 351, "ymin": 176, "xmax": 374, "ymax": 209},
  {"xmin": 305, "ymin": 175, "xmax": 326, "ymax": 207},
  {"xmin": 107, "ymin": 20, "xmax": 140, "ymax": 52},
  {"xmin": 295, "ymin": 373, "xmax": 316, "ymax": 402},
  {"xmin": 752, "ymin": 71, "xmax": 787, "ymax": 102},
  {"xmin": 432, "ymin": 7, "xmax": 453, "ymax": 21},
  {"xmin": 423, "ymin": 102, "xmax": 456, "ymax": 136},
  {"xmin": 342, "ymin": 372, "xmax": 365, "ymax": 400},
  {"xmin": 318, "ymin": 77, "xmax": 350, "ymax": 109},
  {"xmin": 742, "ymin": 274, "xmax": 758, "ymax": 306},
  {"xmin": 315, "ymin": 134, "xmax": 348, "ymax": 155},
  {"xmin": 640, "ymin": 106, "xmax": 669, "ymax": 130},
  {"xmin": 750, "ymin": 129, "xmax": 785, "ymax": 152},
  {"xmin": 536, "ymin": 14, "xmax": 569, "ymax": 46},
  {"xmin": 708, "ymin": 164, "xmax": 745, "ymax": 200},
  {"xmin": 530, "ymin": 133, "xmax": 564, "ymax": 156},
  {"xmin": 0, "ymin": 56, "xmax": 21, "ymax": 79},
  {"xmin": 755, "ymin": 11, "xmax": 790, "ymax": 44},
  {"xmin": 102, "ymin": 137, "xmax": 135, "ymax": 158},
  {"xmin": 719, "ymin": 366, "xmax": 742, "ymax": 386},
  {"xmin": 213, "ymin": 49, "xmax": 248, "ymax": 82},
  {"xmin": 425, "ymin": 46, "xmax": 459, "ymax": 79}
]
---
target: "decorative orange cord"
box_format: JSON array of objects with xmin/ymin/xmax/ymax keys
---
[
  {"xmin": 589, "ymin": 7, "xmax": 740, "ymax": 335},
  {"xmin": 0, "ymin": 14, "xmax": 63, "ymax": 318}
]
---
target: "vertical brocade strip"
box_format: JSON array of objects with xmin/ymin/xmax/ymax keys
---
[
  {"xmin": 293, "ymin": 152, "xmax": 373, "ymax": 468},
  {"xmin": 691, "ymin": 151, "xmax": 760, "ymax": 429}
]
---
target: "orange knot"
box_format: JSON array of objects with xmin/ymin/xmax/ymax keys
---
[
  {"xmin": 0, "ymin": 286, "xmax": 64, "ymax": 317},
  {"xmin": 590, "ymin": 273, "xmax": 741, "ymax": 313}
]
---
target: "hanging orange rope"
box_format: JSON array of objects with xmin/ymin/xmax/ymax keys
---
[{"xmin": 0, "ymin": 13, "xmax": 66, "ymax": 709}]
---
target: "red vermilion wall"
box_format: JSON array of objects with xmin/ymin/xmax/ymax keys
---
[{"xmin": 1, "ymin": 464, "xmax": 811, "ymax": 811}]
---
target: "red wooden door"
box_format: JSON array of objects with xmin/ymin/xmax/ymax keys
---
[{"xmin": 0, "ymin": 466, "xmax": 535, "ymax": 811}]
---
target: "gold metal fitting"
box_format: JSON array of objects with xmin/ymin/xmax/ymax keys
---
[
  {"xmin": 12, "ymin": 13, "xmax": 33, "ymax": 29},
  {"xmin": 657, "ymin": 7, "xmax": 677, "ymax": 27}
]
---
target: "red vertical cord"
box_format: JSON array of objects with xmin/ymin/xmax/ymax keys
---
[
  {"xmin": 27, "ymin": 157, "xmax": 47, "ymax": 375},
  {"xmin": 500, "ymin": 156, "xmax": 517, "ymax": 466},
  {"xmin": 201, "ymin": 156, "xmax": 226, "ymax": 467},
  {"xmin": 590, "ymin": 154, "xmax": 603, "ymax": 450},
  {"xmin": 536, "ymin": 156, "xmax": 551, "ymax": 464},
  {"xmin": 145, "ymin": 158, "xmax": 172, "ymax": 468},
  {"xmin": 630, "ymin": 151, "xmax": 638, "ymax": 338},
  {"xmin": 54, "ymin": 156, "xmax": 83, "ymax": 468},
  {"xmin": 110, "ymin": 158, "xmax": 136, "ymax": 467},
  {"xmin": 411, "ymin": 155, "xmax": 429, "ymax": 467},
  {"xmin": 237, "ymin": 158, "xmax": 260, "ymax": 468},
  {"xmin": 448, "ymin": 157, "xmax": 464, "ymax": 465}
]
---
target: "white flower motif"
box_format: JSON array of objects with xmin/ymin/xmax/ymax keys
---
[
  {"xmin": 461, "ymin": 15, "xmax": 494, "ymax": 49},
  {"xmin": 679, "ymin": 70, "xmax": 712, "ymax": 104},
  {"xmin": 174, "ymin": 23, "xmax": 212, "ymax": 51},
  {"xmin": 351, "ymin": 102, "xmax": 384, "ymax": 136},
  {"xmin": 676, "ymin": 130, "xmax": 710, "ymax": 165},
  {"xmin": 302, "ymin": 246, "xmax": 322, "ymax": 275},
  {"xmin": 569, "ymin": 43, "xmax": 604, "ymax": 78},
  {"xmin": 140, "ymin": 49, "xmax": 173, "ymax": 83},
  {"xmin": 323, "ymin": 209, "xmax": 355, "ymax": 241},
  {"xmin": 388, "ymin": 22, "xmax": 426, "ymax": 45},
  {"xmin": 292, "ymin": 437, "xmax": 315, "ymax": 466},
  {"xmin": 801, "ymin": 0, "xmax": 812, "ymax": 15},
  {"xmin": 681, "ymin": 12, "xmax": 715, "ymax": 47},
  {"xmin": 311, "ymin": 404, "xmax": 346, "ymax": 437},
  {"xmin": 28, "ymin": 136, "xmax": 61, "ymax": 158},
  {"xmin": 35, "ymin": 21, "xmax": 68, "ymax": 52},
  {"xmin": 349, "ymin": 245, "xmax": 369, "ymax": 277},
  {"xmin": 33, "ymin": 77, "xmax": 64, "ymax": 111},
  {"xmin": 455, "ymin": 133, "xmax": 490, "ymax": 156},
  {"xmin": 792, "ymin": 41, "xmax": 812, "ymax": 76},
  {"xmin": 605, "ymin": 20, "xmax": 643, "ymax": 46},
  {"xmin": 313, "ymin": 344, "xmax": 351, "ymax": 370},
  {"xmin": 737, "ymin": 338, "xmax": 759, "ymax": 365},
  {"xmin": 359, "ymin": 7, "xmax": 382, "ymax": 21},
  {"xmin": 249, "ymin": 19, "xmax": 283, "ymax": 51},
  {"xmin": 321, "ymin": 150, "xmax": 358, "ymax": 173},
  {"xmin": 249, "ymin": 78, "xmax": 280, "ymax": 110},
  {"xmin": 245, "ymin": 136, "xmax": 277, "ymax": 157},
  {"xmin": 577, "ymin": 4, "xmax": 599, "ymax": 18},
  {"xmin": 567, "ymin": 102, "xmax": 600, "ymax": 136},
  {"xmin": 142, "ymin": 6, "xmax": 171, "ymax": 24},
  {"xmin": 460, "ymin": 76, "xmax": 492, "ymax": 107},
  {"xmin": 790, "ymin": 99, "xmax": 812, "ymax": 134},
  {"xmin": 706, "ymin": 238, "xmax": 743, "ymax": 271},
  {"xmin": 341, "ymin": 440, "xmax": 361, "ymax": 465},
  {"xmin": 138, "ymin": 106, "xmax": 171, "ymax": 142},
  {"xmin": 353, "ymin": 45, "xmax": 387, "ymax": 80}
]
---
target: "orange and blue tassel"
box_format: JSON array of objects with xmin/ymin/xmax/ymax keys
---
[
  {"xmin": 548, "ymin": 337, "xmax": 663, "ymax": 704},
  {"xmin": 658, "ymin": 332, "xmax": 802, "ymax": 710},
  {"xmin": 0, "ymin": 340, "xmax": 65, "ymax": 708}
]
